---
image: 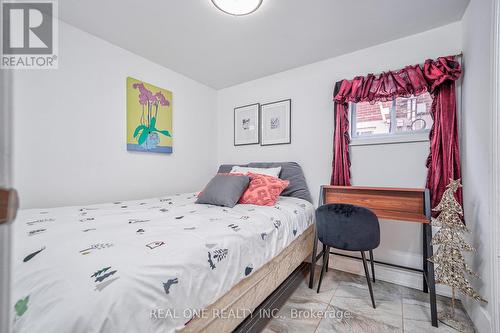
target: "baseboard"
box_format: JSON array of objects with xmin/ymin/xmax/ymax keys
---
[
  {"xmin": 462, "ymin": 298, "xmax": 492, "ymax": 333},
  {"xmin": 327, "ymin": 254, "xmax": 453, "ymax": 298}
]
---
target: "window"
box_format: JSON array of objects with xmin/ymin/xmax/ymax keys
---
[{"xmin": 350, "ymin": 92, "xmax": 433, "ymax": 142}]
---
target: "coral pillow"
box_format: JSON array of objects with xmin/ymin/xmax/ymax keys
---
[{"xmin": 239, "ymin": 173, "xmax": 290, "ymax": 206}]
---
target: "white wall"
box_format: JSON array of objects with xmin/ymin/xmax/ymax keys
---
[
  {"xmin": 461, "ymin": 0, "xmax": 495, "ymax": 332},
  {"xmin": 216, "ymin": 22, "xmax": 462, "ymax": 289},
  {"xmin": 12, "ymin": 21, "xmax": 218, "ymax": 209}
]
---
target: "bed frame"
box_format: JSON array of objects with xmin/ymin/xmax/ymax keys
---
[{"xmin": 181, "ymin": 223, "xmax": 315, "ymax": 333}]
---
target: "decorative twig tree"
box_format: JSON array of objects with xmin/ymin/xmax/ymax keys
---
[{"xmin": 429, "ymin": 179, "xmax": 486, "ymax": 331}]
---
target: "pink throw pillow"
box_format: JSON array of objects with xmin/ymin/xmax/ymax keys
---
[{"xmin": 238, "ymin": 173, "xmax": 289, "ymax": 206}]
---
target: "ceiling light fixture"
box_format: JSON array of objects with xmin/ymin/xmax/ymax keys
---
[{"xmin": 211, "ymin": 0, "xmax": 263, "ymax": 16}]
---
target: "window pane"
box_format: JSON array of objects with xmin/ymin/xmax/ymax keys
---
[
  {"xmin": 353, "ymin": 100, "xmax": 392, "ymax": 136},
  {"xmin": 394, "ymin": 93, "xmax": 433, "ymax": 133}
]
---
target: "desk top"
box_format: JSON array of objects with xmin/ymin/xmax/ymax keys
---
[{"xmin": 321, "ymin": 185, "xmax": 430, "ymax": 224}]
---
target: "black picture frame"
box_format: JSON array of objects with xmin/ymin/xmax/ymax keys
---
[
  {"xmin": 260, "ymin": 99, "xmax": 291, "ymax": 146},
  {"xmin": 234, "ymin": 103, "xmax": 260, "ymax": 146}
]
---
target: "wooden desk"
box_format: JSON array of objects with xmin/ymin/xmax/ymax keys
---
[{"xmin": 308, "ymin": 185, "xmax": 438, "ymax": 327}]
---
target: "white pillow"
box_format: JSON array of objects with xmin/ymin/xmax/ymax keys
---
[{"xmin": 230, "ymin": 166, "xmax": 282, "ymax": 177}]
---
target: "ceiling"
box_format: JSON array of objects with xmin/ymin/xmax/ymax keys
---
[{"xmin": 59, "ymin": 0, "xmax": 470, "ymax": 89}]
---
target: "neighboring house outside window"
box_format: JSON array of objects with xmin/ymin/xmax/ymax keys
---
[{"xmin": 350, "ymin": 92, "xmax": 434, "ymax": 144}]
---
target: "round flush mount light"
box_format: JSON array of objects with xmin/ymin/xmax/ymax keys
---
[{"xmin": 211, "ymin": 0, "xmax": 263, "ymax": 16}]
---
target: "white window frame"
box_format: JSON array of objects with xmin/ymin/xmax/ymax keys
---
[{"xmin": 349, "ymin": 96, "xmax": 431, "ymax": 146}]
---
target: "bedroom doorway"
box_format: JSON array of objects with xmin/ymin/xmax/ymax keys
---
[{"xmin": 0, "ymin": 51, "xmax": 14, "ymax": 333}]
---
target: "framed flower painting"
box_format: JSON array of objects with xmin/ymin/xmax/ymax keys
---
[{"xmin": 126, "ymin": 77, "xmax": 173, "ymax": 154}]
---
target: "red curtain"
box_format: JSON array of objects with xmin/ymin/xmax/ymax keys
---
[
  {"xmin": 331, "ymin": 56, "xmax": 462, "ymax": 208},
  {"xmin": 331, "ymin": 81, "xmax": 351, "ymax": 185},
  {"xmin": 423, "ymin": 57, "xmax": 462, "ymax": 209}
]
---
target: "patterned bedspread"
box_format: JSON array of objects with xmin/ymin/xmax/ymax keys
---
[{"xmin": 11, "ymin": 193, "xmax": 314, "ymax": 333}]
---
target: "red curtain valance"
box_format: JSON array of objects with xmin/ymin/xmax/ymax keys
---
[
  {"xmin": 331, "ymin": 56, "xmax": 462, "ymax": 211},
  {"xmin": 334, "ymin": 56, "xmax": 460, "ymax": 103}
]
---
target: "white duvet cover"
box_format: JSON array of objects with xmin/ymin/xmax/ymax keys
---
[{"xmin": 11, "ymin": 193, "xmax": 314, "ymax": 333}]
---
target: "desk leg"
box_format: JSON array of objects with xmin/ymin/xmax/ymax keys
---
[
  {"xmin": 422, "ymin": 223, "xmax": 429, "ymax": 293},
  {"xmin": 308, "ymin": 226, "xmax": 318, "ymax": 289},
  {"xmin": 424, "ymin": 223, "xmax": 438, "ymax": 327}
]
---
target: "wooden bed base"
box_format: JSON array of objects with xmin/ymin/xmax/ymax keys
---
[{"xmin": 181, "ymin": 223, "xmax": 315, "ymax": 333}]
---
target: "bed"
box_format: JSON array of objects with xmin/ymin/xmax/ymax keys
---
[{"xmin": 11, "ymin": 162, "xmax": 314, "ymax": 333}]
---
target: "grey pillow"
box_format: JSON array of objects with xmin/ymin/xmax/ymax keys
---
[
  {"xmin": 248, "ymin": 162, "xmax": 312, "ymax": 203},
  {"xmin": 196, "ymin": 174, "xmax": 250, "ymax": 208},
  {"xmin": 217, "ymin": 162, "xmax": 312, "ymax": 203}
]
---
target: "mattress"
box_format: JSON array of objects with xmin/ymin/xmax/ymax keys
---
[{"xmin": 11, "ymin": 193, "xmax": 315, "ymax": 333}]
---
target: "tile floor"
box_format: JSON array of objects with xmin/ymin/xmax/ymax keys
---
[{"xmin": 263, "ymin": 266, "xmax": 475, "ymax": 333}]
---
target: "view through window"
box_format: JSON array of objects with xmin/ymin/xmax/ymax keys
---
[{"xmin": 351, "ymin": 92, "xmax": 433, "ymax": 138}]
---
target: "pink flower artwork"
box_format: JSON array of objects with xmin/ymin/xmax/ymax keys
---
[
  {"xmin": 132, "ymin": 82, "xmax": 155, "ymax": 105},
  {"xmin": 154, "ymin": 92, "xmax": 170, "ymax": 106},
  {"xmin": 131, "ymin": 80, "xmax": 172, "ymax": 152}
]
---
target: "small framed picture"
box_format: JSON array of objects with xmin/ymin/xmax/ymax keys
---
[
  {"xmin": 234, "ymin": 103, "xmax": 260, "ymax": 146},
  {"xmin": 260, "ymin": 99, "xmax": 291, "ymax": 146}
]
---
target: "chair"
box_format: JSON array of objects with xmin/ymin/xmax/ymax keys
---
[{"xmin": 315, "ymin": 203, "xmax": 380, "ymax": 308}]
